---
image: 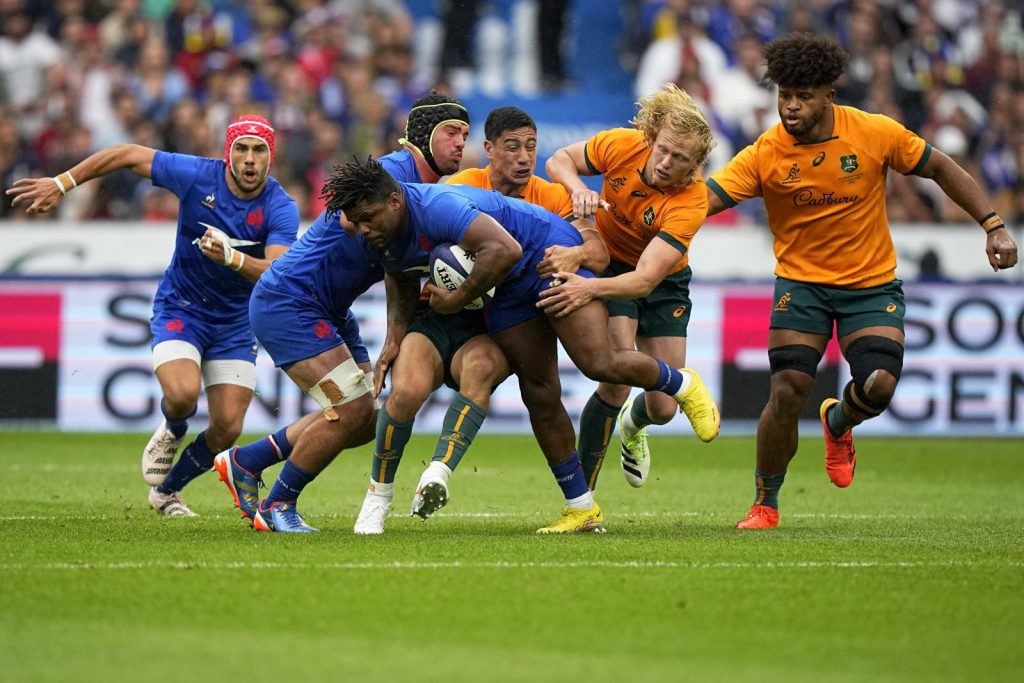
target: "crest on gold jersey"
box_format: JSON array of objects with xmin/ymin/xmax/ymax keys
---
[
  {"xmin": 643, "ymin": 206, "xmax": 656, "ymax": 226},
  {"xmin": 782, "ymin": 162, "xmax": 801, "ymax": 185},
  {"xmin": 840, "ymin": 154, "xmax": 859, "ymax": 173}
]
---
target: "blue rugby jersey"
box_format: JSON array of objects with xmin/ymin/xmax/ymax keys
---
[
  {"xmin": 150, "ymin": 151, "xmax": 298, "ymax": 323},
  {"xmin": 371, "ymin": 183, "xmax": 581, "ymax": 278},
  {"xmin": 256, "ymin": 148, "xmax": 422, "ymax": 309}
]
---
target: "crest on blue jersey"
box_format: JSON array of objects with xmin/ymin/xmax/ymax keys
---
[{"xmin": 202, "ymin": 193, "xmax": 216, "ymax": 209}]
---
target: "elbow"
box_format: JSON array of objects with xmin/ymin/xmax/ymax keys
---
[
  {"xmin": 588, "ymin": 251, "xmax": 610, "ymax": 273},
  {"xmin": 544, "ymin": 152, "xmax": 564, "ymax": 179}
]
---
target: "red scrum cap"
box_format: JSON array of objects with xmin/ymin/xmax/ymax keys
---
[{"xmin": 224, "ymin": 115, "xmax": 276, "ymax": 175}]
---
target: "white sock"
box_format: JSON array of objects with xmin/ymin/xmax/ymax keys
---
[
  {"xmin": 676, "ymin": 368, "xmax": 694, "ymax": 395},
  {"xmin": 368, "ymin": 480, "xmax": 393, "ymax": 498},
  {"xmin": 565, "ymin": 491, "xmax": 594, "ymax": 510},
  {"xmin": 421, "ymin": 460, "xmax": 453, "ymax": 485}
]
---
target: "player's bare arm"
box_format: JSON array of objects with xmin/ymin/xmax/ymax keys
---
[
  {"xmin": 376, "ymin": 269, "xmax": 422, "ymax": 395},
  {"xmin": 916, "ymin": 149, "xmax": 1018, "ymax": 271},
  {"xmin": 705, "ymin": 187, "xmax": 728, "ymax": 218},
  {"xmin": 546, "ymin": 140, "xmax": 603, "ymax": 217},
  {"xmin": 537, "ymin": 217, "xmax": 610, "ymax": 276},
  {"xmin": 6, "ymin": 144, "xmax": 156, "ymax": 215},
  {"xmin": 426, "ymin": 214, "xmax": 522, "ymax": 314},
  {"xmin": 538, "ymin": 237, "xmax": 680, "ymax": 317}
]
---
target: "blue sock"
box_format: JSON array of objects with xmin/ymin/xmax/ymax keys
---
[
  {"xmin": 235, "ymin": 427, "xmax": 292, "ymax": 474},
  {"xmin": 161, "ymin": 399, "xmax": 195, "ymax": 439},
  {"xmin": 157, "ymin": 431, "xmax": 214, "ymax": 493},
  {"xmin": 648, "ymin": 360, "xmax": 683, "ymax": 396},
  {"xmin": 753, "ymin": 470, "xmax": 787, "ymax": 510},
  {"xmin": 262, "ymin": 459, "xmax": 316, "ymax": 509},
  {"xmin": 550, "ymin": 451, "xmax": 589, "ymax": 500}
]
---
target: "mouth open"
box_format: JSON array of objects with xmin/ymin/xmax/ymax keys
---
[{"xmin": 513, "ymin": 168, "xmax": 531, "ymax": 179}]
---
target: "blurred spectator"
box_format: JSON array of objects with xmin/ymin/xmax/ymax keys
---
[
  {"xmin": 705, "ymin": 0, "xmax": 776, "ymax": 63},
  {"xmin": 634, "ymin": 1, "xmax": 727, "ymax": 99},
  {"xmin": 0, "ymin": 107, "xmax": 42, "ymax": 218},
  {"xmin": 0, "ymin": 0, "xmax": 1020, "ymax": 226},
  {"xmin": 0, "ymin": 3, "xmax": 63, "ymax": 137},
  {"xmin": 711, "ymin": 34, "xmax": 774, "ymax": 150},
  {"xmin": 127, "ymin": 39, "xmax": 190, "ymax": 123}
]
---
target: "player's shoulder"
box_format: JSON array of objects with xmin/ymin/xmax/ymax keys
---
[
  {"xmin": 593, "ymin": 127, "xmax": 645, "ymax": 148},
  {"xmin": 446, "ymin": 166, "xmax": 490, "ymax": 188}
]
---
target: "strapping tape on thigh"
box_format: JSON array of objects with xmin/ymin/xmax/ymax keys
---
[{"xmin": 307, "ymin": 359, "xmax": 370, "ymax": 421}]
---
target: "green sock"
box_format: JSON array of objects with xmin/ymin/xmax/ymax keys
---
[
  {"xmin": 432, "ymin": 393, "xmax": 486, "ymax": 472},
  {"xmin": 754, "ymin": 469, "xmax": 786, "ymax": 510},
  {"xmin": 578, "ymin": 392, "xmax": 621, "ymax": 491},
  {"xmin": 826, "ymin": 401, "xmax": 855, "ymax": 437},
  {"xmin": 373, "ymin": 405, "xmax": 414, "ymax": 484},
  {"xmin": 628, "ymin": 393, "xmax": 653, "ymax": 430}
]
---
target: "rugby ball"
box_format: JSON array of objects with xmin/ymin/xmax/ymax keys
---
[{"xmin": 429, "ymin": 243, "xmax": 495, "ymax": 311}]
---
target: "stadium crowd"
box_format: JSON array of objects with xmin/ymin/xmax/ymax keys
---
[{"xmin": 1, "ymin": 0, "xmax": 1023, "ymax": 224}]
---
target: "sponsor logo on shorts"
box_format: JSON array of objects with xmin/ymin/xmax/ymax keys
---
[
  {"xmin": 782, "ymin": 163, "xmax": 801, "ymax": 184},
  {"xmin": 313, "ymin": 319, "xmax": 332, "ymax": 339},
  {"xmin": 774, "ymin": 292, "xmax": 792, "ymax": 312},
  {"xmin": 673, "ymin": 306, "xmax": 687, "ymax": 318},
  {"xmin": 202, "ymin": 194, "xmax": 215, "ymax": 209},
  {"xmin": 812, "ymin": 152, "xmax": 826, "ymax": 167},
  {"xmin": 886, "ymin": 303, "xmax": 897, "ymax": 313},
  {"xmin": 166, "ymin": 319, "xmax": 184, "ymax": 333}
]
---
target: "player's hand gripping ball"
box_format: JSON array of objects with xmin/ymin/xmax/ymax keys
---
[{"xmin": 429, "ymin": 243, "xmax": 495, "ymax": 311}]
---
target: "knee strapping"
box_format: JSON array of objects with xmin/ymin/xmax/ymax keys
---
[
  {"xmin": 845, "ymin": 336, "xmax": 904, "ymax": 413},
  {"xmin": 307, "ymin": 359, "xmax": 372, "ymax": 421},
  {"xmin": 768, "ymin": 344, "xmax": 822, "ymax": 378}
]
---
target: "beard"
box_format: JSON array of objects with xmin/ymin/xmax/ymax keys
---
[{"xmin": 783, "ymin": 106, "xmax": 825, "ymax": 136}]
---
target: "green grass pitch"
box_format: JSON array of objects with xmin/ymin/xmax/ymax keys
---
[{"xmin": 1, "ymin": 431, "xmax": 1021, "ymax": 682}]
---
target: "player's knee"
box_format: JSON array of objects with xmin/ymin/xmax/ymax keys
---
[
  {"xmin": 387, "ymin": 378, "xmax": 432, "ymax": 417},
  {"xmin": 462, "ymin": 347, "xmax": 509, "ymax": 386},
  {"xmin": 205, "ymin": 419, "xmax": 244, "ymax": 450},
  {"xmin": 845, "ymin": 336, "xmax": 904, "ymax": 415},
  {"xmin": 161, "ymin": 393, "xmax": 198, "ymax": 417}
]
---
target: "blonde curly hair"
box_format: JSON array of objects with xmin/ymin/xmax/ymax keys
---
[{"xmin": 631, "ymin": 84, "xmax": 715, "ymax": 185}]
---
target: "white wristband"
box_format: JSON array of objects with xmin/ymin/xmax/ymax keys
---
[
  {"xmin": 231, "ymin": 252, "xmax": 246, "ymax": 271},
  {"xmin": 53, "ymin": 177, "xmax": 67, "ymax": 195}
]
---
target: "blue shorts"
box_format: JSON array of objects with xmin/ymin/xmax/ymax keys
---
[
  {"xmin": 150, "ymin": 303, "xmax": 257, "ymax": 362},
  {"xmin": 249, "ymin": 281, "xmax": 369, "ymax": 370},
  {"xmin": 484, "ymin": 215, "xmax": 594, "ymax": 334}
]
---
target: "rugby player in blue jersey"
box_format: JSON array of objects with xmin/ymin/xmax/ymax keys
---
[
  {"xmin": 7, "ymin": 115, "xmax": 299, "ymax": 517},
  {"xmin": 324, "ymin": 157, "xmax": 719, "ymax": 533},
  {"xmin": 210, "ymin": 94, "xmax": 477, "ymax": 532}
]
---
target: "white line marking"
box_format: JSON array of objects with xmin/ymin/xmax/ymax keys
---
[{"xmin": 0, "ymin": 559, "xmax": 1020, "ymax": 571}]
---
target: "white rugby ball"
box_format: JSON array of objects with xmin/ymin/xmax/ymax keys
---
[{"xmin": 429, "ymin": 243, "xmax": 495, "ymax": 311}]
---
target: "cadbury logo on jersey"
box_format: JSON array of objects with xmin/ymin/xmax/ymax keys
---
[{"xmin": 792, "ymin": 189, "xmax": 859, "ymax": 208}]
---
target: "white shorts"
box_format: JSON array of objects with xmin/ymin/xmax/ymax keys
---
[{"xmin": 152, "ymin": 340, "xmax": 257, "ymax": 390}]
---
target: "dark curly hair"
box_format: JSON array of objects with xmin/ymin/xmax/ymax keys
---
[
  {"xmin": 484, "ymin": 106, "xmax": 536, "ymax": 142},
  {"xmin": 763, "ymin": 33, "xmax": 847, "ymax": 88},
  {"xmin": 321, "ymin": 156, "xmax": 398, "ymax": 217}
]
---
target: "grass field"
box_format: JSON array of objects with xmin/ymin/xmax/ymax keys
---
[{"xmin": 1, "ymin": 431, "xmax": 1021, "ymax": 682}]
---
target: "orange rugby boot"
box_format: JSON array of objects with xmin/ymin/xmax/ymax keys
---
[
  {"xmin": 820, "ymin": 398, "xmax": 856, "ymax": 488},
  {"xmin": 735, "ymin": 504, "xmax": 779, "ymax": 529}
]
